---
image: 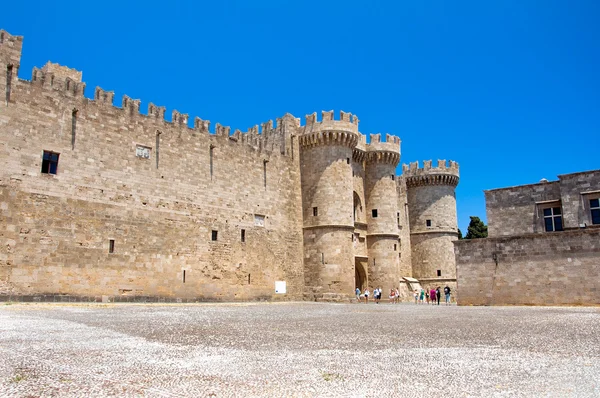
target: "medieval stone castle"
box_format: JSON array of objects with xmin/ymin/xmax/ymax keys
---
[{"xmin": 0, "ymin": 29, "xmax": 460, "ymax": 302}]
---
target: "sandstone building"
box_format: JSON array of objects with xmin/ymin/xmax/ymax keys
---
[
  {"xmin": 0, "ymin": 29, "xmax": 460, "ymax": 302},
  {"xmin": 455, "ymin": 169, "xmax": 600, "ymax": 305}
]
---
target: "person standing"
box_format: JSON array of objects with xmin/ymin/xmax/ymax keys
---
[
  {"xmin": 394, "ymin": 288, "xmax": 400, "ymax": 304},
  {"xmin": 355, "ymin": 287, "xmax": 361, "ymax": 302},
  {"xmin": 444, "ymin": 285, "xmax": 451, "ymax": 305},
  {"xmin": 425, "ymin": 288, "xmax": 430, "ymax": 305},
  {"xmin": 430, "ymin": 288, "xmax": 437, "ymax": 305},
  {"xmin": 414, "ymin": 289, "xmax": 418, "ymax": 304},
  {"xmin": 436, "ymin": 286, "xmax": 441, "ymax": 305},
  {"xmin": 419, "ymin": 288, "xmax": 425, "ymax": 304},
  {"xmin": 364, "ymin": 288, "xmax": 370, "ymax": 304}
]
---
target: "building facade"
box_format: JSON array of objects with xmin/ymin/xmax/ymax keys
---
[
  {"xmin": 0, "ymin": 29, "xmax": 460, "ymax": 302},
  {"xmin": 455, "ymin": 170, "xmax": 600, "ymax": 305}
]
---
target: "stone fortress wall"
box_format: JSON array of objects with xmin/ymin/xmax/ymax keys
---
[
  {"xmin": 0, "ymin": 29, "xmax": 461, "ymax": 302},
  {"xmin": 456, "ymin": 169, "xmax": 600, "ymax": 306}
]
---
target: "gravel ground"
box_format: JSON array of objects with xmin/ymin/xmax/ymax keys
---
[{"xmin": 0, "ymin": 302, "xmax": 599, "ymax": 398}]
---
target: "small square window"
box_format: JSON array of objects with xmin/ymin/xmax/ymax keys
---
[
  {"xmin": 313, "ymin": 207, "xmax": 318, "ymax": 217},
  {"xmin": 109, "ymin": 239, "xmax": 115, "ymax": 253},
  {"xmin": 41, "ymin": 151, "xmax": 59, "ymax": 174},
  {"xmin": 372, "ymin": 209, "xmax": 378, "ymax": 218},
  {"xmin": 211, "ymin": 230, "xmax": 218, "ymax": 241},
  {"xmin": 136, "ymin": 145, "xmax": 151, "ymax": 159},
  {"xmin": 437, "ymin": 270, "xmax": 442, "ymax": 277},
  {"xmin": 241, "ymin": 229, "xmax": 246, "ymax": 243},
  {"xmin": 254, "ymin": 214, "xmax": 265, "ymax": 227},
  {"xmin": 426, "ymin": 219, "xmax": 432, "ymax": 227}
]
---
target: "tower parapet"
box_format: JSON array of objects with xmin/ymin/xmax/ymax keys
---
[
  {"xmin": 365, "ymin": 133, "xmax": 400, "ymax": 165},
  {"xmin": 403, "ymin": 160, "xmax": 459, "ymax": 188},
  {"xmin": 298, "ymin": 110, "xmax": 360, "ymax": 149}
]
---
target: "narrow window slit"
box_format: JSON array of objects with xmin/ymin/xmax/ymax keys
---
[
  {"xmin": 6, "ymin": 65, "xmax": 13, "ymax": 104},
  {"xmin": 71, "ymin": 109, "xmax": 78, "ymax": 150}
]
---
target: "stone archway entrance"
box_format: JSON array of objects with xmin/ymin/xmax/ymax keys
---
[{"xmin": 355, "ymin": 257, "xmax": 368, "ymax": 290}]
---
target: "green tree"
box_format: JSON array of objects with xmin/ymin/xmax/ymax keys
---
[
  {"xmin": 457, "ymin": 228, "xmax": 463, "ymax": 239},
  {"xmin": 464, "ymin": 216, "xmax": 488, "ymax": 239}
]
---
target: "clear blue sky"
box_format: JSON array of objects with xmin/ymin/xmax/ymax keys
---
[{"xmin": 3, "ymin": 1, "xmax": 599, "ymax": 232}]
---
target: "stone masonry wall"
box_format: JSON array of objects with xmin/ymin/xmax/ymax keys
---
[
  {"xmin": 455, "ymin": 229, "xmax": 600, "ymax": 306},
  {"xmin": 557, "ymin": 170, "xmax": 600, "ymax": 229},
  {"xmin": 485, "ymin": 181, "xmax": 561, "ymax": 237},
  {"xmin": 0, "ymin": 45, "xmax": 304, "ymax": 300}
]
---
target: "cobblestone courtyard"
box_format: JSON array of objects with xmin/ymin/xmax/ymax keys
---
[{"xmin": 0, "ymin": 302, "xmax": 599, "ymax": 397}]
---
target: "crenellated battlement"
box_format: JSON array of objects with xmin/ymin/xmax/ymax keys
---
[
  {"xmin": 30, "ymin": 67, "xmax": 86, "ymax": 97},
  {"xmin": 402, "ymin": 160, "xmax": 460, "ymax": 187},
  {"xmin": 299, "ymin": 110, "xmax": 360, "ymax": 149},
  {"xmin": 365, "ymin": 133, "xmax": 401, "ymax": 165}
]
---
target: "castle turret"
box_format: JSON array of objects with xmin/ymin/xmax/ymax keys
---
[
  {"xmin": 365, "ymin": 134, "xmax": 401, "ymax": 292},
  {"xmin": 403, "ymin": 160, "xmax": 459, "ymax": 286},
  {"xmin": 299, "ymin": 110, "xmax": 360, "ymax": 301}
]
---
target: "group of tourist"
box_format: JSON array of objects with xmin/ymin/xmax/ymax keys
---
[
  {"xmin": 414, "ymin": 286, "xmax": 452, "ymax": 305},
  {"xmin": 355, "ymin": 287, "xmax": 395, "ymax": 304},
  {"xmin": 355, "ymin": 285, "xmax": 452, "ymax": 304}
]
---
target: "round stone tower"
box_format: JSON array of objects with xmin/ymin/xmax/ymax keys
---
[
  {"xmin": 403, "ymin": 160, "xmax": 460, "ymax": 286},
  {"xmin": 299, "ymin": 110, "xmax": 359, "ymax": 301},
  {"xmin": 365, "ymin": 134, "xmax": 401, "ymax": 292}
]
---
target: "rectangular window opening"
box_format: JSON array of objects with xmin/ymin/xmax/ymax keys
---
[
  {"xmin": 590, "ymin": 199, "xmax": 600, "ymax": 225},
  {"xmin": 254, "ymin": 214, "xmax": 265, "ymax": 227},
  {"xmin": 394, "ymin": 244, "xmax": 397, "ymax": 251},
  {"xmin": 41, "ymin": 151, "xmax": 60, "ymax": 174},
  {"xmin": 313, "ymin": 207, "xmax": 318, "ymax": 217},
  {"xmin": 397, "ymin": 212, "xmax": 400, "ymax": 225},
  {"xmin": 391, "ymin": 175, "xmax": 395, "ymax": 181},
  {"xmin": 211, "ymin": 230, "xmax": 218, "ymax": 241},
  {"xmin": 248, "ymin": 273, "xmax": 251, "ymax": 285},
  {"xmin": 426, "ymin": 219, "xmax": 432, "ymax": 227},
  {"xmin": 543, "ymin": 206, "xmax": 563, "ymax": 232},
  {"xmin": 372, "ymin": 209, "xmax": 378, "ymax": 218},
  {"xmin": 109, "ymin": 239, "xmax": 115, "ymax": 254},
  {"xmin": 346, "ymin": 158, "xmax": 350, "ymax": 164},
  {"xmin": 183, "ymin": 270, "xmax": 186, "ymax": 283},
  {"xmin": 437, "ymin": 269, "xmax": 442, "ymax": 277},
  {"xmin": 135, "ymin": 145, "xmax": 151, "ymax": 159},
  {"xmin": 241, "ymin": 229, "xmax": 246, "ymax": 243}
]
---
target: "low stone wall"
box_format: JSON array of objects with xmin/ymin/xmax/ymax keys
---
[{"xmin": 455, "ymin": 228, "xmax": 600, "ymax": 306}]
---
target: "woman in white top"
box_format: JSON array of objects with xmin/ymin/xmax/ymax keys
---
[{"xmin": 363, "ymin": 288, "xmax": 370, "ymax": 304}]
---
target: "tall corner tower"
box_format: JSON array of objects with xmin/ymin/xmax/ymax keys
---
[
  {"xmin": 299, "ymin": 110, "xmax": 359, "ymax": 301},
  {"xmin": 403, "ymin": 160, "xmax": 460, "ymax": 286},
  {"xmin": 364, "ymin": 134, "xmax": 401, "ymax": 291}
]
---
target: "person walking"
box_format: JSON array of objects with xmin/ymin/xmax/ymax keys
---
[
  {"xmin": 419, "ymin": 288, "xmax": 425, "ymax": 304},
  {"xmin": 425, "ymin": 288, "xmax": 430, "ymax": 305},
  {"xmin": 444, "ymin": 285, "xmax": 451, "ymax": 305},
  {"xmin": 355, "ymin": 287, "xmax": 361, "ymax": 302},
  {"xmin": 364, "ymin": 288, "xmax": 370, "ymax": 304},
  {"xmin": 436, "ymin": 286, "xmax": 441, "ymax": 305},
  {"xmin": 414, "ymin": 289, "xmax": 418, "ymax": 304},
  {"xmin": 394, "ymin": 288, "xmax": 400, "ymax": 304},
  {"xmin": 430, "ymin": 287, "xmax": 437, "ymax": 305}
]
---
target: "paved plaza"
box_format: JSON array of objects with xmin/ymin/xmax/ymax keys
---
[{"xmin": 0, "ymin": 302, "xmax": 599, "ymax": 397}]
